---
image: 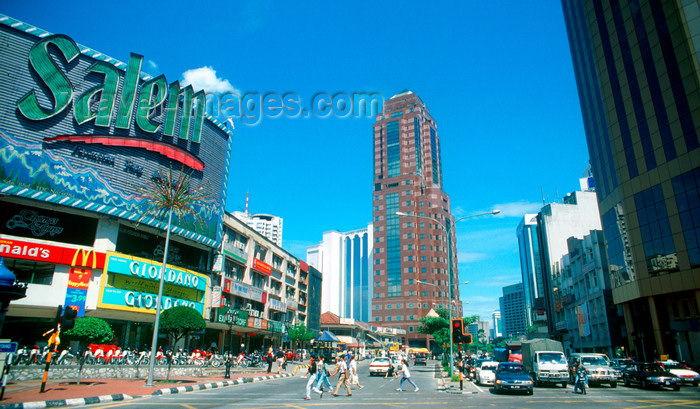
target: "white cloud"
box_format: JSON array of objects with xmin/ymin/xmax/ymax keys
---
[
  {"xmin": 146, "ymin": 59, "xmax": 158, "ymax": 73},
  {"xmin": 457, "ymin": 252, "xmax": 489, "ymax": 262},
  {"xmin": 180, "ymin": 66, "xmax": 239, "ymax": 95}
]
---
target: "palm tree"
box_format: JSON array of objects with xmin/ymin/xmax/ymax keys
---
[{"xmin": 136, "ymin": 167, "xmax": 210, "ymax": 387}]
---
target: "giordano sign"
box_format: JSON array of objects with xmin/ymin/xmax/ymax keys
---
[
  {"xmin": 98, "ymin": 252, "xmax": 208, "ymax": 316},
  {"xmin": 18, "ymin": 34, "xmax": 205, "ymax": 170}
]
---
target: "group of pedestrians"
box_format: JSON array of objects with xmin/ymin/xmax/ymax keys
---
[
  {"xmin": 302, "ymin": 352, "xmax": 364, "ymax": 400},
  {"xmin": 265, "ymin": 347, "xmax": 287, "ymax": 375},
  {"xmin": 303, "ymin": 352, "xmax": 420, "ymax": 400}
]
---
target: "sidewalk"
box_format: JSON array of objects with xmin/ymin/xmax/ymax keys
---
[{"xmin": 0, "ymin": 367, "xmax": 299, "ymax": 409}]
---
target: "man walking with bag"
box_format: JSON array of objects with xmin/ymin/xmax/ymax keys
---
[{"xmin": 332, "ymin": 353, "xmax": 352, "ymax": 397}]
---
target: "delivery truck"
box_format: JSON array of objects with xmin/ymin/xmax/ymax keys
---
[{"xmin": 521, "ymin": 339, "xmax": 569, "ymax": 387}]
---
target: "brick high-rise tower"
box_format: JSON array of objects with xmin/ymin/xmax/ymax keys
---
[{"xmin": 372, "ymin": 90, "xmax": 462, "ymax": 348}]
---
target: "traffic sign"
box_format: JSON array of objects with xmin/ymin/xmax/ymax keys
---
[{"xmin": 0, "ymin": 342, "xmax": 17, "ymax": 353}]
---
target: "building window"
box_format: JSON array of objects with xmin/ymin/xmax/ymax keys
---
[
  {"xmin": 375, "ymin": 259, "xmax": 380, "ymax": 264},
  {"xmin": 408, "ymin": 303, "xmax": 414, "ymax": 308},
  {"xmin": 387, "ymin": 316, "xmax": 393, "ymax": 322},
  {"xmin": 408, "ymin": 279, "xmax": 414, "ymax": 284},
  {"xmin": 375, "ymin": 270, "xmax": 381, "ymax": 276},
  {"xmin": 407, "ymin": 244, "xmax": 413, "ymax": 250},
  {"xmin": 375, "ymin": 282, "xmax": 381, "ymax": 287},
  {"xmin": 396, "ymin": 316, "xmax": 402, "ymax": 321},
  {"xmin": 408, "ymin": 326, "xmax": 414, "ymax": 333},
  {"xmin": 673, "ymin": 168, "xmax": 700, "ymax": 266},
  {"xmin": 634, "ymin": 184, "xmax": 677, "ymax": 273},
  {"xmin": 409, "ymin": 315, "xmax": 414, "ymax": 320},
  {"xmin": 423, "ymin": 303, "xmax": 428, "ymax": 308},
  {"xmin": 375, "ymin": 317, "xmax": 380, "ymax": 322},
  {"xmin": 420, "ymin": 234, "xmax": 425, "ymax": 239},
  {"xmin": 254, "ymin": 244, "xmax": 267, "ymax": 260},
  {"xmin": 7, "ymin": 259, "xmax": 54, "ymax": 285},
  {"xmin": 375, "ymin": 305, "xmax": 380, "ymax": 310}
]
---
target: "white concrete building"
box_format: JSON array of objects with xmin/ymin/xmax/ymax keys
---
[
  {"xmin": 232, "ymin": 212, "xmax": 283, "ymax": 247},
  {"xmin": 538, "ymin": 180, "xmax": 602, "ymax": 335},
  {"xmin": 492, "ymin": 311, "xmax": 503, "ymax": 338},
  {"xmin": 306, "ymin": 224, "xmax": 373, "ymax": 322}
]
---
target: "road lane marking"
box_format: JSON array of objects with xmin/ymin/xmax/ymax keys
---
[{"xmin": 623, "ymin": 399, "xmax": 700, "ymax": 409}]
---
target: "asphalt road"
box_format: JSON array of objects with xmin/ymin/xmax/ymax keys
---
[{"xmin": 86, "ymin": 360, "xmax": 700, "ymax": 409}]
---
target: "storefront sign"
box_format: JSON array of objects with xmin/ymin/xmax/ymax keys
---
[
  {"xmin": 211, "ymin": 285, "xmax": 221, "ymax": 308},
  {"xmin": 0, "ymin": 237, "xmax": 105, "ymax": 268},
  {"xmin": 216, "ymin": 307, "xmax": 248, "ymax": 327},
  {"xmin": 98, "ymin": 252, "xmax": 208, "ymax": 316},
  {"xmin": 268, "ymin": 320, "xmax": 283, "ymax": 333},
  {"xmin": 252, "ymin": 258, "xmax": 271, "ymax": 275},
  {"xmin": 248, "ymin": 317, "xmax": 268, "ymax": 330},
  {"xmin": 268, "ymin": 298, "xmax": 287, "ymax": 313},
  {"xmin": 223, "ymin": 278, "xmax": 232, "ymax": 294},
  {"xmin": 18, "ymin": 35, "xmax": 205, "ymax": 148},
  {"xmin": 62, "ymin": 248, "xmax": 98, "ymax": 317},
  {"xmin": 230, "ymin": 281, "xmax": 264, "ymax": 303},
  {"xmin": 1, "ymin": 203, "xmax": 98, "ymax": 246}
]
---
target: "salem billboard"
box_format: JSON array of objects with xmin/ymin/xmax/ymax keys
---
[{"xmin": 0, "ymin": 15, "xmax": 232, "ymax": 246}]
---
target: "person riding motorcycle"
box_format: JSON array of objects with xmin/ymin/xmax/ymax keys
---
[{"xmin": 573, "ymin": 361, "xmax": 588, "ymax": 394}]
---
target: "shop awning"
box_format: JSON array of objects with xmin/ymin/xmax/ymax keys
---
[
  {"xmin": 366, "ymin": 333, "xmax": 382, "ymax": 344},
  {"xmin": 314, "ymin": 330, "xmax": 340, "ymax": 342}
]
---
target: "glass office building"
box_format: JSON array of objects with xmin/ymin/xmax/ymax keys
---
[{"xmin": 562, "ymin": 0, "xmax": 700, "ymax": 363}]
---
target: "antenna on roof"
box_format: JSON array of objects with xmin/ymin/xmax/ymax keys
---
[
  {"xmin": 541, "ymin": 187, "xmax": 545, "ymax": 205},
  {"xmin": 245, "ymin": 192, "xmax": 249, "ymax": 215}
]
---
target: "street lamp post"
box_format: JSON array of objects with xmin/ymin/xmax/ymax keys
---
[
  {"xmin": 396, "ymin": 209, "xmax": 499, "ymax": 376},
  {"xmin": 224, "ymin": 309, "xmax": 238, "ymax": 354}
]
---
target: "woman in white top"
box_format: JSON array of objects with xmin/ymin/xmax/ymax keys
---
[
  {"xmin": 395, "ymin": 359, "xmax": 419, "ymax": 392},
  {"xmin": 349, "ymin": 355, "xmax": 364, "ymax": 389}
]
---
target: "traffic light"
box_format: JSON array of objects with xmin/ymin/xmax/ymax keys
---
[
  {"xmin": 451, "ymin": 319, "xmax": 473, "ymax": 344},
  {"xmin": 61, "ymin": 305, "xmax": 78, "ymax": 330}
]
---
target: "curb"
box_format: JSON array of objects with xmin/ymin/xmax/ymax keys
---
[
  {"xmin": 291, "ymin": 365, "xmax": 309, "ymax": 376},
  {"xmin": 0, "ymin": 373, "xmax": 293, "ymax": 409}
]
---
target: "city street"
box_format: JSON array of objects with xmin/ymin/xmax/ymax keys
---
[{"xmin": 83, "ymin": 361, "xmax": 700, "ymax": 409}]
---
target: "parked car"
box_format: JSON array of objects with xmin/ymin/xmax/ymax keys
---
[
  {"xmin": 476, "ymin": 361, "xmax": 499, "ymax": 386},
  {"xmin": 610, "ymin": 358, "xmax": 634, "ymax": 369},
  {"xmin": 414, "ymin": 354, "xmax": 427, "ymax": 366},
  {"xmin": 369, "ymin": 357, "xmax": 392, "ymax": 376},
  {"xmin": 657, "ymin": 361, "xmax": 700, "ymax": 386},
  {"xmin": 568, "ymin": 353, "xmax": 618, "ymax": 388},
  {"xmin": 621, "ymin": 362, "xmax": 681, "ymax": 391},
  {"xmin": 494, "ymin": 362, "xmax": 534, "ymax": 395}
]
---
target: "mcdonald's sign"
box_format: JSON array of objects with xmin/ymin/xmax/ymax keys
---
[{"xmin": 64, "ymin": 248, "xmax": 101, "ymax": 317}]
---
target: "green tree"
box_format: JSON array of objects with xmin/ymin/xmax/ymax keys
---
[
  {"xmin": 159, "ymin": 306, "xmax": 206, "ymax": 347},
  {"xmin": 159, "ymin": 306, "xmax": 206, "ymax": 380},
  {"xmin": 62, "ymin": 317, "xmax": 114, "ymax": 384},
  {"xmin": 417, "ymin": 307, "xmax": 451, "ymax": 348},
  {"xmin": 287, "ymin": 323, "xmax": 316, "ymax": 348},
  {"xmin": 63, "ymin": 316, "xmax": 114, "ymax": 346}
]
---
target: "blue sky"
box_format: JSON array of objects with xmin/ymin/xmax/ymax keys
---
[{"xmin": 3, "ymin": 2, "xmax": 591, "ymax": 323}]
